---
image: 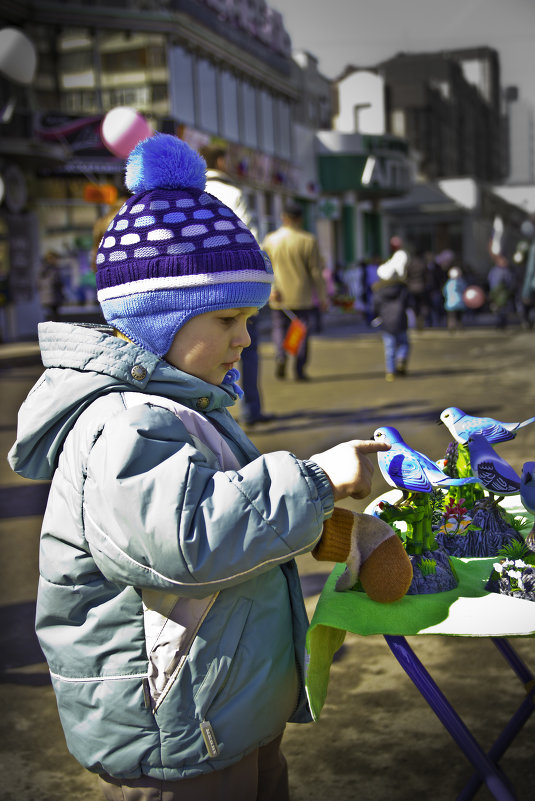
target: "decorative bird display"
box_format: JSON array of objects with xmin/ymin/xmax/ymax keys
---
[
  {"xmin": 465, "ymin": 433, "xmax": 521, "ymax": 495},
  {"xmin": 440, "ymin": 406, "xmax": 535, "ymax": 445},
  {"xmin": 373, "ymin": 426, "xmax": 480, "ymax": 493},
  {"xmin": 520, "ymin": 461, "xmax": 535, "ymax": 548}
]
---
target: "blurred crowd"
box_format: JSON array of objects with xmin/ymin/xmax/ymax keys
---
[{"xmin": 331, "ymin": 236, "xmax": 535, "ymax": 334}]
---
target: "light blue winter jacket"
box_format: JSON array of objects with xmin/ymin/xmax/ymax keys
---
[{"xmin": 8, "ymin": 322, "xmax": 334, "ymax": 781}]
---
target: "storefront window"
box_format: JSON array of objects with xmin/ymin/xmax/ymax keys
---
[
  {"xmin": 276, "ymin": 97, "xmax": 291, "ymax": 160},
  {"xmin": 240, "ymin": 80, "xmax": 257, "ymax": 148},
  {"xmin": 168, "ymin": 46, "xmax": 195, "ymax": 126},
  {"xmin": 197, "ymin": 58, "xmax": 218, "ymax": 134},
  {"xmin": 220, "ymin": 70, "xmax": 239, "ymax": 142},
  {"xmin": 259, "ymin": 90, "xmax": 275, "ymax": 154}
]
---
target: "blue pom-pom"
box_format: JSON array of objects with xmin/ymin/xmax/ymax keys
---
[{"xmin": 125, "ymin": 133, "xmax": 206, "ymax": 193}]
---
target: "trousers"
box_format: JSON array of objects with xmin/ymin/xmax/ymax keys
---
[
  {"xmin": 98, "ymin": 732, "xmax": 289, "ymax": 801},
  {"xmin": 382, "ymin": 330, "xmax": 409, "ymax": 374}
]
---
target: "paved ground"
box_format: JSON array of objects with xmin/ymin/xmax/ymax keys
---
[{"xmin": 1, "ymin": 313, "xmax": 534, "ymax": 801}]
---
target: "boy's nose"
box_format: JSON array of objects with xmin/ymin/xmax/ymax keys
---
[{"xmin": 232, "ymin": 325, "xmax": 251, "ymax": 349}]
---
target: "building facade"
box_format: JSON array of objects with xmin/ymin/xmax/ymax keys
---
[
  {"xmin": 376, "ymin": 47, "xmax": 506, "ymax": 183},
  {"xmin": 503, "ymin": 87, "xmax": 535, "ymax": 186},
  {"xmin": 0, "ymin": 0, "xmax": 333, "ymax": 339},
  {"xmin": 332, "ymin": 47, "xmax": 530, "ymax": 273}
]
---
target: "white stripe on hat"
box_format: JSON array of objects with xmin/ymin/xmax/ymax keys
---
[{"xmin": 97, "ymin": 269, "xmax": 273, "ymax": 302}]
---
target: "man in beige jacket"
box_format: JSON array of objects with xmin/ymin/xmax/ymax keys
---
[{"xmin": 262, "ymin": 202, "xmax": 327, "ymax": 380}]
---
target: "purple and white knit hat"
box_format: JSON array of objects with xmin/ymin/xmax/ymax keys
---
[{"xmin": 95, "ymin": 133, "xmax": 273, "ymax": 357}]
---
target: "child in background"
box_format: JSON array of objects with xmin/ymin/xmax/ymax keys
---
[
  {"xmin": 443, "ymin": 266, "xmax": 467, "ymax": 331},
  {"xmin": 9, "ymin": 135, "xmax": 390, "ymax": 801}
]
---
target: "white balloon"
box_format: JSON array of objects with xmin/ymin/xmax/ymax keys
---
[{"xmin": 0, "ymin": 28, "xmax": 37, "ymax": 85}]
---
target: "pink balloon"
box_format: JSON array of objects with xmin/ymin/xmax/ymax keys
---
[
  {"xmin": 463, "ymin": 285, "xmax": 486, "ymax": 309},
  {"xmin": 101, "ymin": 107, "xmax": 153, "ymax": 159}
]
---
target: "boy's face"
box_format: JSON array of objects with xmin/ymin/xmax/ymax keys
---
[{"xmin": 165, "ymin": 307, "xmax": 258, "ymax": 385}]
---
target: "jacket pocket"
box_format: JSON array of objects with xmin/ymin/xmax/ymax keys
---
[
  {"xmin": 142, "ymin": 588, "xmax": 218, "ymax": 712},
  {"xmin": 193, "ymin": 596, "xmax": 253, "ymax": 721}
]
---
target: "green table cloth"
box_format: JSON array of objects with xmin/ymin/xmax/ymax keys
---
[{"xmin": 305, "ymin": 496, "xmax": 535, "ymax": 720}]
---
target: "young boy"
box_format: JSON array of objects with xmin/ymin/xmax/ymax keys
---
[{"xmin": 9, "ymin": 134, "xmax": 389, "ymax": 801}]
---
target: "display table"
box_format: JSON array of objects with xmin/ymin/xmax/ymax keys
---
[{"xmin": 306, "ymin": 497, "xmax": 535, "ymax": 801}]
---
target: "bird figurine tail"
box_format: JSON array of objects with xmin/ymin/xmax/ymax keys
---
[{"xmin": 437, "ymin": 476, "xmax": 480, "ymax": 486}]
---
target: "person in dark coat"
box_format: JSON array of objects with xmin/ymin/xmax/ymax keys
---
[
  {"xmin": 405, "ymin": 250, "xmax": 429, "ymax": 330},
  {"xmin": 372, "ymin": 260, "xmax": 411, "ymax": 382}
]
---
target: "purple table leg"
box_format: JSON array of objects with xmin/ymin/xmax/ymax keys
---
[
  {"xmin": 492, "ymin": 637, "xmax": 534, "ymax": 685},
  {"xmin": 455, "ymin": 638, "xmax": 535, "ymax": 801},
  {"xmin": 384, "ymin": 635, "xmax": 520, "ymax": 801}
]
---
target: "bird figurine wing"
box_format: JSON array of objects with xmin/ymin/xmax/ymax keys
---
[
  {"xmin": 378, "ymin": 448, "xmax": 434, "ymax": 493},
  {"xmin": 467, "ymin": 433, "xmax": 521, "ymax": 495},
  {"xmin": 441, "ymin": 406, "xmax": 535, "ymax": 445},
  {"xmin": 520, "ymin": 462, "xmax": 535, "ymax": 548},
  {"xmin": 374, "ymin": 426, "xmax": 479, "ymax": 493},
  {"xmin": 520, "ymin": 461, "xmax": 535, "ymax": 515}
]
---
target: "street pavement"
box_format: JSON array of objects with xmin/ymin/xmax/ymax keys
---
[{"xmin": 1, "ymin": 311, "xmax": 534, "ymax": 801}]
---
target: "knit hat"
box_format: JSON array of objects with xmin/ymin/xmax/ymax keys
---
[{"xmin": 95, "ymin": 133, "xmax": 273, "ymax": 357}]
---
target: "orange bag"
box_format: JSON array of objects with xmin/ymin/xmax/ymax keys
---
[{"xmin": 282, "ymin": 315, "xmax": 307, "ymax": 355}]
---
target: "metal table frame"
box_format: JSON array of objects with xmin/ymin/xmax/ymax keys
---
[{"xmin": 384, "ymin": 635, "xmax": 535, "ymax": 801}]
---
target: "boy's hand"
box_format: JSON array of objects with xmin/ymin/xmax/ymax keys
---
[{"xmin": 310, "ymin": 439, "xmax": 390, "ymax": 502}]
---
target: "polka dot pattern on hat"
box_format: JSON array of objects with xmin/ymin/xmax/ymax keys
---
[
  {"xmin": 94, "ymin": 133, "xmax": 273, "ymax": 357},
  {"xmin": 95, "ymin": 188, "xmax": 264, "ymax": 287}
]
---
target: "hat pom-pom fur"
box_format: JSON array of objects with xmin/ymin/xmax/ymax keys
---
[{"xmin": 126, "ymin": 133, "xmax": 207, "ymax": 193}]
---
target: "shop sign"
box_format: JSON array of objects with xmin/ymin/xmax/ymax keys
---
[
  {"xmin": 35, "ymin": 113, "xmax": 108, "ymax": 156},
  {"xmin": 361, "ymin": 155, "xmax": 410, "ymax": 193},
  {"xmin": 317, "ymin": 197, "xmax": 341, "ymax": 219}
]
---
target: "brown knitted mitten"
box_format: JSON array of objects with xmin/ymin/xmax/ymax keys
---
[
  {"xmin": 313, "ymin": 507, "xmax": 413, "ymax": 603},
  {"xmin": 312, "ymin": 506, "xmax": 354, "ymax": 563}
]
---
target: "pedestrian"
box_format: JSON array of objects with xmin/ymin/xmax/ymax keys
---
[
  {"xmin": 378, "ymin": 236, "xmax": 409, "ymax": 282},
  {"xmin": 405, "ymin": 249, "xmax": 430, "ymax": 330},
  {"xmin": 372, "ymin": 255, "xmax": 411, "ymax": 382},
  {"xmin": 442, "ymin": 266, "xmax": 467, "ymax": 331},
  {"xmin": 487, "ymin": 254, "xmax": 515, "ymax": 330},
  {"xmin": 200, "ymin": 143, "xmax": 271, "ymax": 426},
  {"xmin": 364, "ymin": 258, "xmax": 380, "ymax": 324},
  {"xmin": 520, "ymin": 231, "xmax": 535, "ymax": 330},
  {"xmin": 37, "ymin": 250, "xmax": 64, "ymax": 321},
  {"xmin": 341, "ymin": 260, "xmax": 366, "ymax": 314},
  {"xmin": 8, "ymin": 134, "xmax": 389, "ymax": 801},
  {"xmin": 431, "ymin": 249, "xmax": 455, "ymax": 327},
  {"xmin": 262, "ymin": 200, "xmax": 328, "ymax": 381}
]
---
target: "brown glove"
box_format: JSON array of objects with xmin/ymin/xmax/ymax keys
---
[{"xmin": 313, "ymin": 507, "xmax": 413, "ymax": 602}]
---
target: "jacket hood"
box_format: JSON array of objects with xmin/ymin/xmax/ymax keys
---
[{"xmin": 8, "ymin": 321, "xmax": 238, "ymax": 481}]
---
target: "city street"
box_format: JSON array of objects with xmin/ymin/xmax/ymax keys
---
[{"xmin": 1, "ymin": 315, "xmax": 534, "ymax": 801}]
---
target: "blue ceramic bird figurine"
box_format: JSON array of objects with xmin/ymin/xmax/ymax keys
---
[
  {"xmin": 440, "ymin": 406, "xmax": 535, "ymax": 445},
  {"xmin": 373, "ymin": 426, "xmax": 480, "ymax": 493},
  {"xmin": 520, "ymin": 461, "xmax": 535, "ymax": 548},
  {"xmin": 465, "ymin": 433, "xmax": 521, "ymax": 495}
]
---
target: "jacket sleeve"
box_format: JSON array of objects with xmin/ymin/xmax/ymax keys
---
[{"xmin": 83, "ymin": 403, "xmax": 333, "ymax": 597}]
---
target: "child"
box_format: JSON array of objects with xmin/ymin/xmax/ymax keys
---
[
  {"xmin": 372, "ymin": 257, "xmax": 411, "ymax": 382},
  {"xmin": 443, "ymin": 266, "xmax": 467, "ymax": 331},
  {"xmin": 8, "ymin": 135, "xmax": 390, "ymax": 801}
]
